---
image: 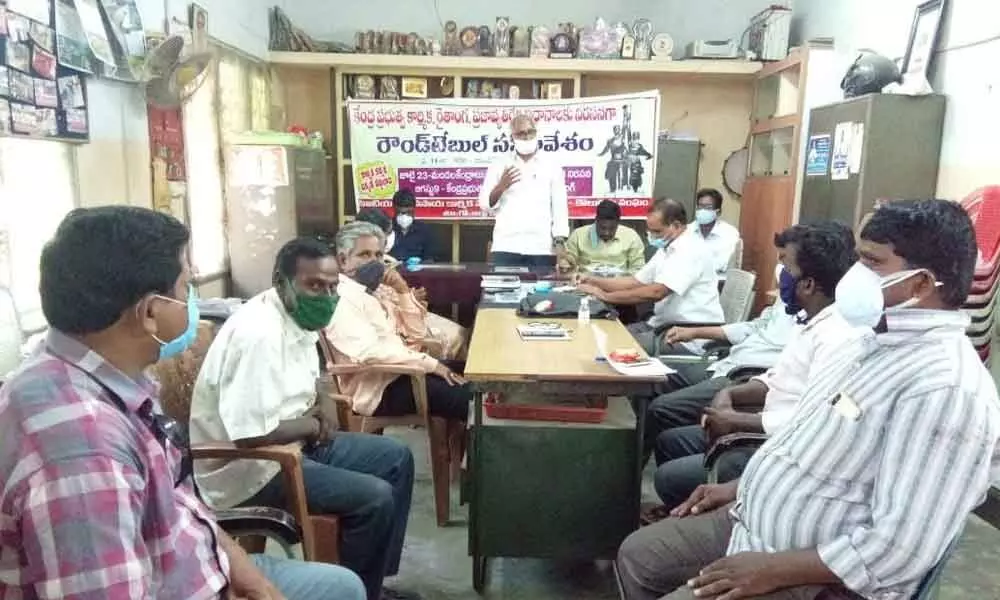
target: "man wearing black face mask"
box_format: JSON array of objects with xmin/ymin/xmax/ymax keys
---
[
  {"xmin": 325, "ymin": 222, "xmax": 470, "ymax": 421},
  {"xmin": 642, "ymin": 222, "xmax": 856, "ymax": 514}
]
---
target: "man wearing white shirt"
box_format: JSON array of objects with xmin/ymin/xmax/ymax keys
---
[
  {"xmin": 478, "ymin": 114, "xmax": 570, "ymax": 267},
  {"xmin": 578, "ymin": 198, "xmax": 723, "ymax": 355},
  {"xmin": 644, "ymin": 222, "xmax": 856, "ymax": 484},
  {"xmin": 689, "ymin": 188, "xmax": 741, "ymax": 275}
]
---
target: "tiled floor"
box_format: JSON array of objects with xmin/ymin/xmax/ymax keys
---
[{"xmin": 381, "ymin": 427, "xmax": 1000, "ymax": 600}]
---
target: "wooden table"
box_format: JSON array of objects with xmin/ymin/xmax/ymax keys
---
[{"xmin": 464, "ymin": 309, "xmax": 666, "ymax": 592}]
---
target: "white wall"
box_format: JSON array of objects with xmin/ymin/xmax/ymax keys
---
[
  {"xmin": 78, "ymin": 0, "xmax": 277, "ymax": 209},
  {"xmin": 278, "ymin": 0, "xmax": 783, "ymax": 58},
  {"xmin": 794, "ymin": 0, "xmax": 1000, "ymax": 200}
]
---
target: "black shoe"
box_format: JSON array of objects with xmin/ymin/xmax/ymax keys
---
[{"xmin": 381, "ymin": 587, "xmax": 422, "ymax": 600}]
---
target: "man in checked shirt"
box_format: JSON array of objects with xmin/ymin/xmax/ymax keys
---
[
  {"xmin": 0, "ymin": 206, "xmax": 364, "ymax": 599},
  {"xmin": 617, "ymin": 199, "xmax": 1000, "ymax": 600}
]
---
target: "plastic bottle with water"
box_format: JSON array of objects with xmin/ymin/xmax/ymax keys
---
[{"xmin": 578, "ymin": 296, "xmax": 591, "ymax": 325}]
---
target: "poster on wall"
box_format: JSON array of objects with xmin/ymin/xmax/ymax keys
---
[
  {"xmin": 72, "ymin": 0, "xmax": 115, "ymax": 67},
  {"xmin": 831, "ymin": 122, "xmax": 852, "ymax": 181},
  {"xmin": 347, "ymin": 91, "xmax": 661, "ymax": 219},
  {"xmin": 805, "ymin": 134, "xmax": 830, "ymax": 177},
  {"xmin": 55, "ymin": 0, "xmax": 94, "ymax": 73}
]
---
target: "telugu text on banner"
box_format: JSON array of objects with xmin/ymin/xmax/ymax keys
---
[{"xmin": 347, "ymin": 91, "xmax": 660, "ymax": 220}]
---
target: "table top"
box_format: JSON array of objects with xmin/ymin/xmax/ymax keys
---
[{"xmin": 465, "ymin": 308, "xmax": 663, "ymax": 384}]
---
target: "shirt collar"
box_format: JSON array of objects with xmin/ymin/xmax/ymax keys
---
[
  {"xmin": 44, "ymin": 329, "xmax": 157, "ymax": 413},
  {"xmin": 877, "ymin": 308, "xmax": 971, "ymax": 346},
  {"xmin": 262, "ymin": 288, "xmax": 317, "ymax": 345},
  {"xmin": 590, "ymin": 224, "xmax": 618, "ymax": 245}
]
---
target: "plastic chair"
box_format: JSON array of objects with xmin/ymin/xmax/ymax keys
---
[
  {"xmin": 719, "ymin": 268, "xmax": 756, "ymax": 324},
  {"xmin": 150, "ymin": 320, "xmax": 343, "ymax": 564},
  {"xmin": 319, "ymin": 334, "xmax": 464, "ymax": 527}
]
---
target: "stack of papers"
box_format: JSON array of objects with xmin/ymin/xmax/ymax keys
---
[
  {"xmin": 516, "ymin": 324, "xmax": 572, "ymax": 341},
  {"xmin": 592, "ymin": 326, "xmax": 673, "ymax": 377},
  {"xmin": 481, "ymin": 275, "xmax": 521, "ymax": 290}
]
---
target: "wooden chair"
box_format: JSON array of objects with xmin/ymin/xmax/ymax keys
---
[
  {"xmin": 318, "ymin": 335, "xmax": 464, "ymax": 527},
  {"xmin": 151, "ymin": 320, "xmax": 342, "ymax": 563}
]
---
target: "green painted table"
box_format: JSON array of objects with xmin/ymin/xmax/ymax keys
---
[{"xmin": 464, "ymin": 309, "xmax": 666, "ymax": 593}]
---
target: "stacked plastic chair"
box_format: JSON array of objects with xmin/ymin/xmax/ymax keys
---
[{"xmin": 960, "ymin": 186, "xmax": 1000, "ymax": 366}]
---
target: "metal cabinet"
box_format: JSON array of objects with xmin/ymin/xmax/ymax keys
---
[{"xmin": 799, "ymin": 94, "xmax": 946, "ymax": 226}]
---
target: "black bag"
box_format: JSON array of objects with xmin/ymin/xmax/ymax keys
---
[{"xmin": 516, "ymin": 292, "xmax": 617, "ymax": 319}]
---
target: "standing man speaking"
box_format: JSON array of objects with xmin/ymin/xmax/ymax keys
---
[{"xmin": 478, "ymin": 114, "xmax": 570, "ymax": 268}]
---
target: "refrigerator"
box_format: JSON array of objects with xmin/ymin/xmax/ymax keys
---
[{"xmin": 225, "ymin": 142, "xmax": 332, "ymax": 298}]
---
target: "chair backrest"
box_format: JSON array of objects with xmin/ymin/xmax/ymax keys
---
[
  {"xmin": 719, "ymin": 268, "xmax": 756, "ymax": 324},
  {"xmin": 727, "ymin": 239, "xmax": 744, "ymax": 270},
  {"xmin": 150, "ymin": 320, "xmax": 220, "ymax": 423}
]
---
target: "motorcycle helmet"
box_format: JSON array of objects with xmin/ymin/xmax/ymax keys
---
[{"xmin": 840, "ymin": 51, "xmax": 902, "ymax": 98}]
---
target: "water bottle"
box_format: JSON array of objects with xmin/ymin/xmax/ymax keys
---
[{"xmin": 578, "ymin": 296, "xmax": 591, "ymax": 325}]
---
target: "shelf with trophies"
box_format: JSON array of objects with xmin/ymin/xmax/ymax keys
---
[{"xmin": 270, "ymin": 13, "xmax": 765, "ymax": 264}]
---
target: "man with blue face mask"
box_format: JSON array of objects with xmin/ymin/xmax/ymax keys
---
[
  {"xmin": 688, "ymin": 188, "xmax": 741, "ymax": 276},
  {"xmin": 578, "ymin": 197, "xmax": 724, "ymax": 355},
  {"xmin": 0, "ymin": 207, "xmax": 365, "ymax": 600},
  {"xmin": 618, "ymin": 199, "xmax": 1000, "ymax": 600}
]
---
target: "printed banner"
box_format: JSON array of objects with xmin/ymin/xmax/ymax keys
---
[{"xmin": 347, "ymin": 92, "xmax": 660, "ymax": 219}]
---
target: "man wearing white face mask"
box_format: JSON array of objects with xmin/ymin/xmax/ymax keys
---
[
  {"xmin": 478, "ymin": 113, "xmax": 570, "ymax": 268},
  {"xmin": 688, "ymin": 188, "xmax": 741, "ymax": 276},
  {"xmin": 617, "ymin": 199, "xmax": 1000, "ymax": 600}
]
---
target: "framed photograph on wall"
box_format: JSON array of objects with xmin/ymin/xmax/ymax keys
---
[
  {"xmin": 189, "ymin": 2, "xmax": 209, "ymax": 52},
  {"xmin": 901, "ymin": 0, "xmax": 948, "ymax": 83}
]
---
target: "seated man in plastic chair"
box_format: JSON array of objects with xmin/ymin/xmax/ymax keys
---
[
  {"xmin": 650, "ymin": 222, "xmax": 857, "ymax": 514},
  {"xmin": 188, "ymin": 236, "xmax": 420, "ymax": 600},
  {"xmin": 577, "ymin": 198, "xmax": 723, "ymax": 356},
  {"xmin": 355, "ymin": 209, "xmax": 469, "ymax": 361},
  {"xmin": 325, "ymin": 221, "xmax": 470, "ymax": 422},
  {"xmin": 617, "ymin": 199, "xmax": 1000, "ymax": 600},
  {"xmin": 0, "ymin": 206, "xmax": 364, "ymax": 600},
  {"xmin": 640, "ymin": 223, "xmax": 854, "ymax": 460}
]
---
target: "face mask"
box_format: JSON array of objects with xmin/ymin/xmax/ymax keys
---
[
  {"xmin": 777, "ymin": 266, "xmax": 802, "ymax": 315},
  {"xmin": 154, "ymin": 285, "xmax": 200, "ymax": 361},
  {"xmin": 385, "ymin": 230, "xmax": 396, "ymax": 252},
  {"xmin": 695, "ymin": 208, "xmax": 717, "ymax": 226},
  {"xmin": 834, "ymin": 262, "xmax": 885, "ymax": 328},
  {"xmin": 647, "ymin": 234, "xmax": 667, "ymax": 250},
  {"xmin": 514, "ymin": 138, "xmax": 538, "ymax": 155},
  {"xmin": 287, "ymin": 283, "xmax": 339, "ymax": 331},
  {"xmin": 354, "ymin": 259, "xmax": 386, "ymax": 293},
  {"xmin": 396, "ymin": 214, "xmax": 414, "ymax": 230}
]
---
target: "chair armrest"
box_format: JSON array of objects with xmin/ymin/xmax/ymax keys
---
[
  {"xmin": 191, "ymin": 442, "xmax": 303, "ymax": 472},
  {"xmin": 328, "ymin": 363, "xmax": 428, "ymax": 377},
  {"xmin": 704, "ymin": 433, "xmax": 769, "ymax": 470},
  {"xmin": 215, "ymin": 506, "xmax": 302, "ymax": 551}
]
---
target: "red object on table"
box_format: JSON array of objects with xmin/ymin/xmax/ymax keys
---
[{"xmin": 483, "ymin": 392, "xmax": 607, "ymax": 424}]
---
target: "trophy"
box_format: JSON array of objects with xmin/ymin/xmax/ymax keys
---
[
  {"xmin": 510, "ymin": 26, "xmax": 531, "ymax": 57},
  {"xmin": 621, "ymin": 33, "xmax": 635, "ymax": 59},
  {"xmin": 530, "ymin": 26, "xmax": 550, "ymax": 58},
  {"xmin": 632, "ymin": 19, "xmax": 653, "ymax": 60},
  {"xmin": 443, "ymin": 21, "xmax": 460, "ymax": 55},
  {"xmin": 378, "ymin": 76, "xmax": 400, "ymax": 100},
  {"xmin": 578, "ymin": 18, "xmax": 622, "ymax": 59},
  {"xmin": 353, "ymin": 75, "xmax": 376, "ymax": 99},
  {"xmin": 430, "ymin": 39, "xmax": 442, "ymax": 55},
  {"xmin": 477, "ymin": 25, "xmax": 492, "ymax": 56},
  {"xmin": 459, "ymin": 26, "xmax": 479, "ymax": 56},
  {"xmin": 494, "ymin": 17, "xmax": 510, "ymax": 57},
  {"xmin": 509, "ymin": 85, "xmax": 520, "ymax": 99}
]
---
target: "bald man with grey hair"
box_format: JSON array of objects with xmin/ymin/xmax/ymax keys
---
[{"xmin": 477, "ymin": 113, "xmax": 570, "ymax": 268}]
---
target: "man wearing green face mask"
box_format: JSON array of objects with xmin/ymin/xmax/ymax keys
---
[{"xmin": 189, "ymin": 237, "xmax": 420, "ymax": 600}]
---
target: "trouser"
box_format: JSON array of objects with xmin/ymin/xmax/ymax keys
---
[
  {"xmin": 252, "ymin": 554, "xmax": 365, "ymax": 600},
  {"xmin": 644, "ymin": 376, "xmax": 732, "ymax": 458},
  {"xmin": 616, "ymin": 506, "xmax": 862, "ymax": 600},
  {"xmin": 491, "ymin": 251, "xmax": 555, "ymax": 268},
  {"xmin": 375, "ymin": 360, "xmax": 470, "ymax": 420},
  {"xmin": 652, "ymin": 425, "xmax": 755, "ymax": 510},
  {"xmin": 243, "ymin": 433, "xmax": 415, "ymax": 600}
]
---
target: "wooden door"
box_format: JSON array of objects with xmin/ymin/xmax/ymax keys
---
[{"xmin": 739, "ymin": 175, "xmax": 794, "ymax": 314}]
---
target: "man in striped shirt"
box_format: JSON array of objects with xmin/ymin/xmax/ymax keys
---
[
  {"xmin": 617, "ymin": 199, "xmax": 1000, "ymax": 600},
  {"xmin": 0, "ymin": 207, "xmax": 364, "ymax": 599}
]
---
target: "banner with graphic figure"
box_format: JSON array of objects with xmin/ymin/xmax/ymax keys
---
[{"xmin": 347, "ymin": 91, "xmax": 660, "ymax": 219}]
